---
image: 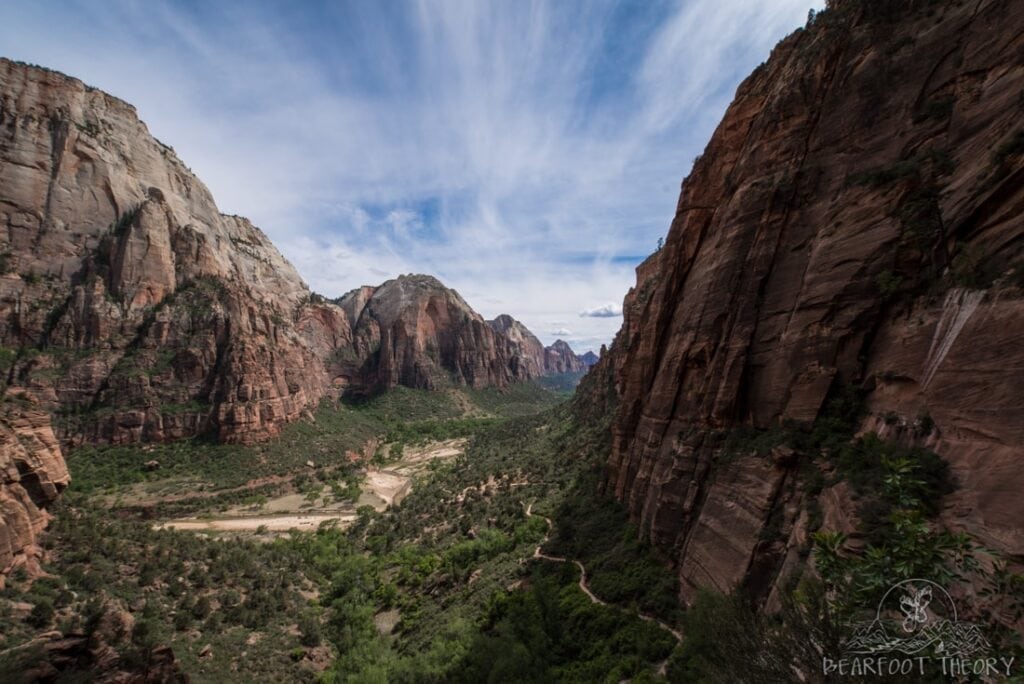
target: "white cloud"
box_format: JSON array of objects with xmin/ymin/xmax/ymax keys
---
[
  {"xmin": 579, "ymin": 304, "xmax": 624, "ymax": 318},
  {"xmin": 0, "ymin": 0, "xmax": 823, "ymax": 351}
]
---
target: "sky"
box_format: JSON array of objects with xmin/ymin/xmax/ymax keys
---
[{"xmin": 1, "ymin": 0, "xmax": 821, "ymax": 354}]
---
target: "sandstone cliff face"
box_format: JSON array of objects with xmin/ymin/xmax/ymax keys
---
[
  {"xmin": 0, "ymin": 392, "xmax": 68, "ymax": 580},
  {"xmin": 600, "ymin": 0, "xmax": 1024, "ymax": 604},
  {"xmin": 336, "ymin": 275, "xmax": 530, "ymax": 392},
  {"xmin": 0, "ymin": 58, "xmax": 333, "ymax": 445}
]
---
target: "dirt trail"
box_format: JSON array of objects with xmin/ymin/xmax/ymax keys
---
[{"xmin": 523, "ymin": 502, "xmax": 682, "ymax": 676}]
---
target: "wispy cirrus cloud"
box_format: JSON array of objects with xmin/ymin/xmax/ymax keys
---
[{"xmin": 0, "ymin": 0, "xmax": 821, "ymax": 353}]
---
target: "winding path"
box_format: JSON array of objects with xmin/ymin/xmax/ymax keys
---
[{"xmin": 523, "ymin": 502, "xmax": 683, "ymax": 675}]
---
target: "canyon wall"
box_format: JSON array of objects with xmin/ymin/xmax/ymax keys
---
[
  {"xmin": 598, "ymin": 0, "xmax": 1024, "ymax": 603},
  {"xmin": 0, "ymin": 58, "xmax": 330, "ymax": 445}
]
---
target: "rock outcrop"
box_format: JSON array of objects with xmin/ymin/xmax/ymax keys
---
[
  {"xmin": 0, "ymin": 392, "xmax": 69, "ymax": 580},
  {"xmin": 3, "ymin": 598, "xmax": 187, "ymax": 682},
  {"xmin": 336, "ymin": 275, "xmax": 530, "ymax": 392},
  {"xmin": 597, "ymin": 0, "xmax": 1024, "ymax": 604}
]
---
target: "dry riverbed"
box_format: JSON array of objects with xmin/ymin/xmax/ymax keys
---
[{"xmin": 156, "ymin": 438, "xmax": 465, "ymax": 534}]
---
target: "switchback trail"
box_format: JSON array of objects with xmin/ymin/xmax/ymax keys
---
[{"xmin": 523, "ymin": 502, "xmax": 683, "ymax": 676}]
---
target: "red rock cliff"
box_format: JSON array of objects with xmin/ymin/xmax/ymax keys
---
[
  {"xmin": 600, "ymin": 0, "xmax": 1024, "ymax": 603},
  {"xmin": 543, "ymin": 339, "xmax": 585, "ymax": 374},
  {"xmin": 0, "ymin": 58, "xmax": 333, "ymax": 445}
]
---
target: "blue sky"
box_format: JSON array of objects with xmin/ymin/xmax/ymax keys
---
[{"xmin": 1, "ymin": 0, "xmax": 821, "ymax": 353}]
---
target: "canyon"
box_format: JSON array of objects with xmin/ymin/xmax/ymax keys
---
[
  {"xmin": 0, "ymin": 56, "xmax": 582, "ymax": 574},
  {"xmin": 1, "ymin": 0, "xmax": 1023, "ymax": 679}
]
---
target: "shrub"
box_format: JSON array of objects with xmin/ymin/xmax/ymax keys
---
[
  {"xmin": 992, "ymin": 129, "xmax": 1024, "ymax": 167},
  {"xmin": 949, "ymin": 243, "xmax": 989, "ymax": 288},
  {"xmin": 298, "ymin": 611, "xmax": 322, "ymax": 647},
  {"xmin": 27, "ymin": 599, "xmax": 55, "ymax": 629},
  {"xmin": 875, "ymin": 270, "xmax": 903, "ymax": 299}
]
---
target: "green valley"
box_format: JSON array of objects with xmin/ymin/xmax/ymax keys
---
[{"xmin": 1, "ymin": 382, "xmax": 685, "ymax": 682}]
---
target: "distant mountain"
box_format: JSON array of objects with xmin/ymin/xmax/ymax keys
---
[
  {"xmin": 543, "ymin": 339, "xmax": 585, "ymax": 374},
  {"xmin": 579, "ymin": 351, "xmax": 599, "ymax": 368},
  {"xmin": 488, "ymin": 316, "xmax": 588, "ymax": 376},
  {"xmin": 335, "ymin": 275, "xmax": 530, "ymax": 393}
]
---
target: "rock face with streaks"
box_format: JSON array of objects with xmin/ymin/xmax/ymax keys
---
[
  {"xmin": 0, "ymin": 57, "xmax": 331, "ymax": 445},
  {"xmin": 595, "ymin": 0, "xmax": 1024, "ymax": 604}
]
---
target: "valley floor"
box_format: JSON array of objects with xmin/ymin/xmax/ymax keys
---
[
  {"xmin": 0, "ymin": 382, "xmax": 685, "ymax": 683},
  {"xmin": 157, "ymin": 438, "xmax": 466, "ymax": 534}
]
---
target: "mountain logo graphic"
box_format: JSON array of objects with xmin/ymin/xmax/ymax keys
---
[{"xmin": 843, "ymin": 579, "xmax": 991, "ymax": 658}]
